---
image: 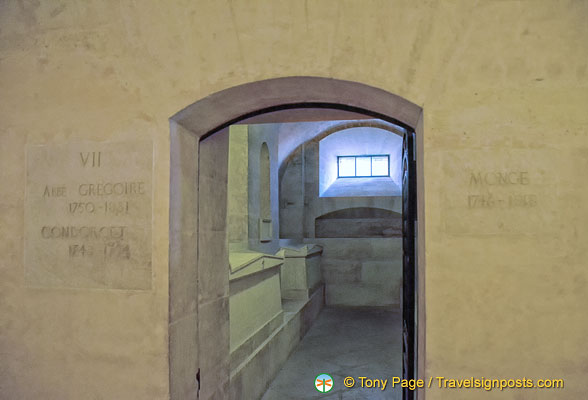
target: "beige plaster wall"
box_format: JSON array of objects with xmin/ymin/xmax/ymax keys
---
[{"xmin": 1, "ymin": 1, "xmax": 587, "ymax": 399}]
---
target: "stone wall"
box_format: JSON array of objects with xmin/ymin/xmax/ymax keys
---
[
  {"xmin": 279, "ymin": 134, "xmax": 403, "ymax": 307},
  {"xmin": 1, "ymin": 1, "xmax": 587, "ymax": 399},
  {"xmin": 227, "ymin": 125, "xmax": 249, "ymax": 250},
  {"xmin": 280, "ymin": 138, "xmax": 403, "ymax": 238},
  {"xmin": 311, "ymin": 237, "xmax": 402, "ymax": 308},
  {"xmin": 247, "ymin": 125, "xmax": 280, "ymax": 254},
  {"xmin": 313, "ymin": 209, "xmax": 402, "ymax": 308}
]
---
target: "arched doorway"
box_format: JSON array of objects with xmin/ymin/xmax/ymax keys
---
[{"xmin": 168, "ymin": 77, "xmax": 425, "ymax": 400}]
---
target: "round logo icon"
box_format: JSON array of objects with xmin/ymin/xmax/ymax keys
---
[{"xmin": 315, "ymin": 373, "xmax": 334, "ymax": 393}]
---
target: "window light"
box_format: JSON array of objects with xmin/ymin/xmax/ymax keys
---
[{"xmin": 337, "ymin": 155, "xmax": 390, "ymax": 178}]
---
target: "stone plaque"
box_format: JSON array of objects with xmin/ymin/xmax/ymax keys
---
[
  {"xmin": 25, "ymin": 141, "xmax": 153, "ymax": 290},
  {"xmin": 441, "ymin": 149, "xmax": 560, "ymax": 236}
]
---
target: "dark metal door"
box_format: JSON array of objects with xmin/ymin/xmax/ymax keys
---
[{"xmin": 402, "ymin": 131, "xmax": 417, "ymax": 400}]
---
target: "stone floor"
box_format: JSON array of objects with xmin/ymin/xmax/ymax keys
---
[{"xmin": 261, "ymin": 307, "xmax": 402, "ymax": 400}]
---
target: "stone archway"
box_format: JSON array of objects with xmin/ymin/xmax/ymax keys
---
[{"xmin": 168, "ymin": 77, "xmax": 425, "ymax": 400}]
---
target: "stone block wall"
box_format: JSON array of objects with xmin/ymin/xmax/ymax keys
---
[{"xmin": 310, "ymin": 237, "xmax": 402, "ymax": 308}]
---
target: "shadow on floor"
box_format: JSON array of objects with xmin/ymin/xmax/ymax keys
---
[{"xmin": 262, "ymin": 307, "xmax": 402, "ymax": 400}]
